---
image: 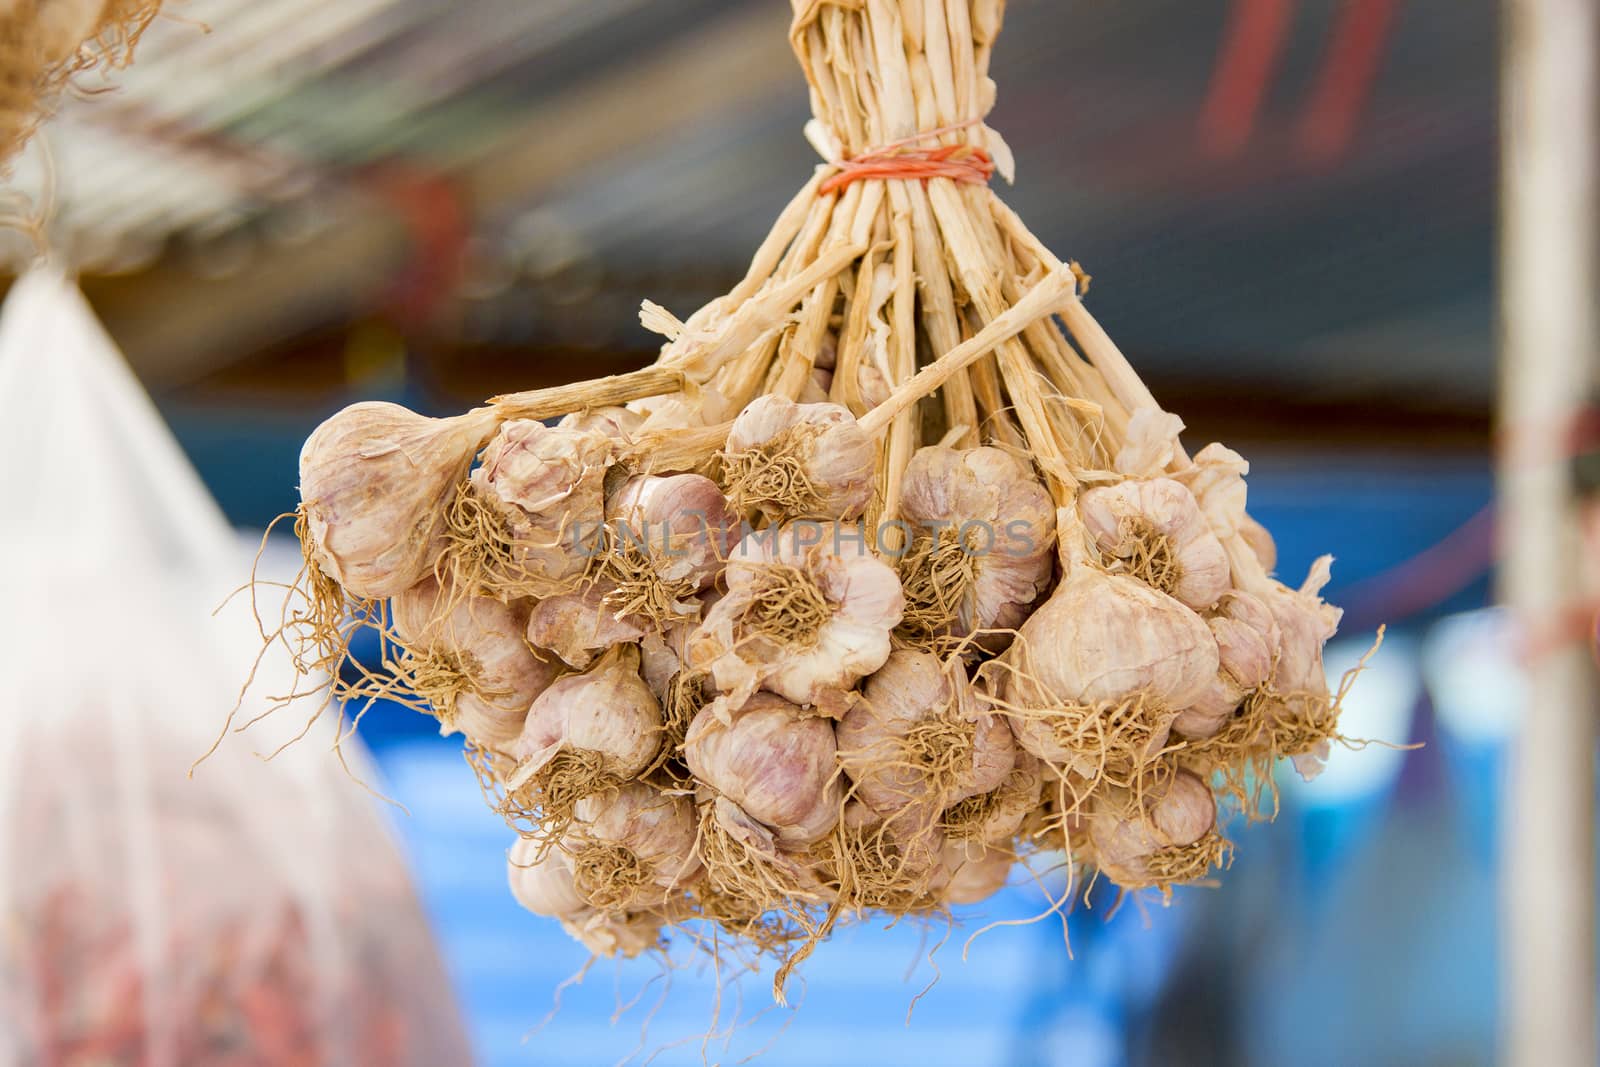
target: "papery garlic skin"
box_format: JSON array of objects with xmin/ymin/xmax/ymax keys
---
[
  {"xmin": 838, "ymin": 650, "xmax": 1015, "ymax": 817},
  {"xmin": 606, "ymin": 473, "xmax": 739, "ymax": 598},
  {"xmin": 471, "ymin": 419, "xmax": 612, "ymax": 587},
  {"xmin": 561, "ymin": 908, "xmax": 665, "ymax": 959},
  {"xmin": 722, "ymin": 395, "xmax": 876, "ymax": 521},
  {"xmin": 300, "ymin": 402, "xmax": 493, "ymax": 597},
  {"xmin": 1088, "ymin": 770, "xmax": 1216, "ymax": 885},
  {"xmin": 689, "ymin": 522, "xmax": 903, "ymax": 713},
  {"xmin": 1002, "ymin": 510, "xmax": 1218, "ymax": 770},
  {"xmin": 899, "ymin": 446, "xmax": 1057, "ymax": 637},
  {"xmin": 526, "ymin": 583, "xmax": 648, "ymax": 670},
  {"xmin": 1079, "ymin": 478, "xmax": 1231, "ymax": 611},
  {"xmin": 507, "ymin": 838, "xmax": 590, "ymax": 920},
  {"xmin": 942, "ymin": 750, "xmax": 1045, "ymax": 845},
  {"xmin": 1172, "ymin": 592, "xmax": 1278, "ymax": 739},
  {"xmin": 391, "ymin": 576, "xmax": 558, "ymax": 746},
  {"xmin": 937, "ymin": 840, "xmax": 1014, "ymax": 906},
  {"xmin": 507, "ymin": 647, "xmax": 662, "ymax": 780},
  {"xmin": 559, "ymin": 406, "xmax": 644, "ymax": 443},
  {"xmin": 1258, "ymin": 557, "xmax": 1345, "ymax": 780},
  {"xmin": 684, "ymin": 693, "xmax": 843, "ymax": 847},
  {"xmin": 565, "ymin": 782, "xmax": 702, "ymax": 908}
]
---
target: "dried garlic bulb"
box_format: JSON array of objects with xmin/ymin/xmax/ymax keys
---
[
  {"xmin": 507, "ymin": 837, "xmax": 589, "ymax": 920},
  {"xmin": 684, "ymin": 693, "xmax": 843, "ymax": 847},
  {"xmin": 299, "ymin": 402, "xmax": 495, "ymax": 597},
  {"xmin": 390, "ymin": 576, "xmax": 558, "ymax": 747},
  {"xmin": 941, "ymin": 750, "xmax": 1046, "ymax": 846},
  {"xmin": 936, "ymin": 840, "xmax": 1014, "ymax": 906},
  {"xmin": 689, "ymin": 522, "xmax": 903, "ymax": 714},
  {"xmin": 1080, "ymin": 478, "xmax": 1230, "ymax": 611},
  {"xmin": 997, "ymin": 510, "xmax": 1218, "ymax": 778},
  {"xmin": 563, "ymin": 782, "xmax": 702, "ymax": 910},
  {"xmin": 599, "ymin": 473, "xmax": 739, "ymax": 623},
  {"xmin": 1172, "ymin": 591, "xmax": 1279, "ymax": 740},
  {"xmin": 898, "ymin": 446, "xmax": 1056, "ymax": 646},
  {"xmin": 561, "ymin": 908, "xmax": 665, "ymax": 959},
  {"xmin": 1087, "ymin": 769, "xmax": 1221, "ymax": 890},
  {"xmin": 524, "ymin": 583, "xmax": 647, "ymax": 671},
  {"xmin": 836, "ymin": 650, "xmax": 1015, "ymax": 818},
  {"xmin": 502, "ymin": 645, "xmax": 663, "ymax": 830},
  {"xmin": 1258, "ymin": 557, "xmax": 1345, "ymax": 779},
  {"xmin": 465, "ymin": 419, "xmax": 612, "ymax": 594},
  {"xmin": 721, "ymin": 395, "xmax": 875, "ymax": 521},
  {"xmin": 826, "ymin": 801, "xmax": 946, "ymax": 911}
]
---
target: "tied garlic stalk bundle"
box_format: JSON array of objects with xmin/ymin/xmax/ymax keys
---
[{"xmin": 237, "ymin": 0, "xmax": 1378, "ymax": 997}]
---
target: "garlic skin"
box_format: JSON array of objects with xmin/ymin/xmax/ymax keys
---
[
  {"xmin": 471, "ymin": 419, "xmax": 612, "ymax": 587},
  {"xmin": 1259, "ymin": 557, "xmax": 1345, "ymax": 780},
  {"xmin": 722, "ymin": 395, "xmax": 876, "ymax": 521},
  {"xmin": 1172, "ymin": 592, "xmax": 1279, "ymax": 739},
  {"xmin": 606, "ymin": 473, "xmax": 740, "ymax": 599},
  {"xmin": 1087, "ymin": 770, "xmax": 1216, "ymax": 885},
  {"xmin": 1001, "ymin": 509, "xmax": 1219, "ymax": 769},
  {"xmin": 299, "ymin": 402, "xmax": 494, "ymax": 597},
  {"xmin": 525, "ymin": 583, "xmax": 648, "ymax": 670},
  {"xmin": 565, "ymin": 782, "xmax": 703, "ymax": 908},
  {"xmin": 797, "ymin": 366, "xmax": 834, "ymax": 404},
  {"xmin": 1114, "ymin": 408, "xmax": 1187, "ymax": 478},
  {"xmin": 561, "ymin": 908, "xmax": 665, "ymax": 959},
  {"xmin": 506, "ymin": 646, "xmax": 662, "ymax": 781},
  {"xmin": 937, "ymin": 840, "xmax": 1014, "ymax": 906},
  {"xmin": 559, "ymin": 406, "xmax": 644, "ymax": 443},
  {"xmin": 899, "ymin": 446, "xmax": 1057, "ymax": 637},
  {"xmin": 837, "ymin": 650, "xmax": 1015, "ymax": 817},
  {"xmin": 942, "ymin": 750, "xmax": 1045, "ymax": 845},
  {"xmin": 1080, "ymin": 478, "xmax": 1231, "ymax": 611},
  {"xmin": 507, "ymin": 838, "xmax": 590, "ymax": 920},
  {"xmin": 689, "ymin": 522, "xmax": 903, "ymax": 713},
  {"xmin": 684, "ymin": 693, "xmax": 843, "ymax": 847},
  {"xmin": 391, "ymin": 576, "xmax": 559, "ymax": 746}
]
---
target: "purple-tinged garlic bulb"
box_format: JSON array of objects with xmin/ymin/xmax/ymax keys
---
[
  {"xmin": 599, "ymin": 473, "xmax": 739, "ymax": 622},
  {"xmin": 466, "ymin": 419, "xmax": 612, "ymax": 594},
  {"xmin": 1173, "ymin": 591, "xmax": 1278, "ymax": 739},
  {"xmin": 525, "ymin": 584, "xmax": 648, "ymax": 671},
  {"xmin": 561, "ymin": 908, "xmax": 666, "ymax": 959},
  {"xmin": 563, "ymin": 782, "xmax": 702, "ymax": 910},
  {"xmin": 684, "ymin": 693, "xmax": 843, "ymax": 848},
  {"xmin": 897, "ymin": 445, "xmax": 1056, "ymax": 647},
  {"xmin": 299, "ymin": 402, "xmax": 496, "ymax": 597},
  {"xmin": 1086, "ymin": 769, "xmax": 1222, "ymax": 890},
  {"xmin": 1080, "ymin": 478, "xmax": 1231, "ymax": 611},
  {"xmin": 721, "ymin": 395, "xmax": 875, "ymax": 521},
  {"xmin": 837, "ymin": 650, "xmax": 1015, "ymax": 819},
  {"xmin": 507, "ymin": 837, "xmax": 589, "ymax": 920},
  {"xmin": 941, "ymin": 750, "xmax": 1046, "ymax": 846},
  {"xmin": 501, "ymin": 645, "xmax": 663, "ymax": 833},
  {"xmin": 996, "ymin": 510, "xmax": 1218, "ymax": 780},
  {"xmin": 1257, "ymin": 557, "xmax": 1346, "ymax": 780},
  {"xmin": 936, "ymin": 840, "xmax": 1014, "ymax": 906},
  {"xmin": 689, "ymin": 522, "xmax": 903, "ymax": 714},
  {"xmin": 390, "ymin": 576, "xmax": 558, "ymax": 747}
]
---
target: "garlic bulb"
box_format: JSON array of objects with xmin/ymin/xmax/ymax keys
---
[
  {"xmin": 299, "ymin": 402, "xmax": 495, "ymax": 597},
  {"xmin": 837, "ymin": 650, "xmax": 1015, "ymax": 817},
  {"xmin": 690, "ymin": 522, "xmax": 903, "ymax": 714},
  {"xmin": 999, "ymin": 509, "xmax": 1218, "ymax": 777},
  {"xmin": 721, "ymin": 395, "xmax": 875, "ymax": 521},
  {"xmin": 1079, "ymin": 478, "xmax": 1230, "ymax": 611},
  {"xmin": 828, "ymin": 801, "xmax": 946, "ymax": 910},
  {"xmin": 797, "ymin": 366, "xmax": 834, "ymax": 404},
  {"xmin": 563, "ymin": 782, "xmax": 702, "ymax": 910},
  {"xmin": 468, "ymin": 419, "xmax": 612, "ymax": 591},
  {"xmin": 561, "ymin": 908, "xmax": 666, "ymax": 959},
  {"xmin": 525, "ymin": 583, "xmax": 647, "ymax": 670},
  {"xmin": 1172, "ymin": 592, "xmax": 1279, "ymax": 740},
  {"xmin": 941, "ymin": 750, "xmax": 1045, "ymax": 845},
  {"xmin": 391, "ymin": 576, "xmax": 558, "ymax": 747},
  {"xmin": 1087, "ymin": 769, "xmax": 1219, "ymax": 889},
  {"xmin": 600, "ymin": 473, "xmax": 739, "ymax": 622},
  {"xmin": 507, "ymin": 837, "xmax": 590, "ymax": 920},
  {"xmin": 684, "ymin": 693, "xmax": 843, "ymax": 847},
  {"xmin": 898, "ymin": 446, "xmax": 1056, "ymax": 643},
  {"xmin": 504, "ymin": 645, "xmax": 663, "ymax": 819},
  {"xmin": 1257, "ymin": 557, "xmax": 1345, "ymax": 779},
  {"xmin": 937, "ymin": 840, "xmax": 1014, "ymax": 906}
]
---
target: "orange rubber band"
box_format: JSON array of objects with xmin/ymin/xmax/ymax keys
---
[{"xmin": 820, "ymin": 142, "xmax": 996, "ymax": 195}]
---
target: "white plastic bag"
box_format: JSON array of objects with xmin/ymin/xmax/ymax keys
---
[{"xmin": 0, "ymin": 269, "xmax": 474, "ymax": 1066}]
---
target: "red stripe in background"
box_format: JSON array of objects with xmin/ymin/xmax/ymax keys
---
[
  {"xmin": 1296, "ymin": 0, "xmax": 1402, "ymax": 164},
  {"xmin": 1199, "ymin": 0, "xmax": 1297, "ymax": 158}
]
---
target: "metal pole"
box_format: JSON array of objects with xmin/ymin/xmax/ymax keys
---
[{"xmin": 1501, "ymin": 0, "xmax": 1599, "ymax": 1064}]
